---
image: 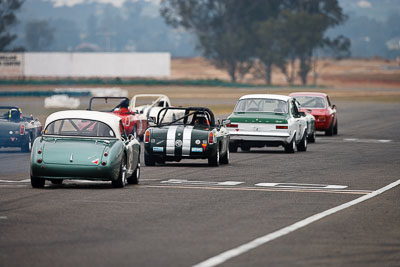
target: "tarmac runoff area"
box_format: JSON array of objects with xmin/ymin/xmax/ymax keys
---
[{"xmin": 0, "ymin": 100, "xmax": 400, "ymax": 267}]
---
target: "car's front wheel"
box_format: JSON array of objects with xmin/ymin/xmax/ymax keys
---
[
  {"xmin": 297, "ymin": 133, "xmax": 308, "ymax": 152},
  {"xmin": 112, "ymin": 156, "xmax": 127, "ymax": 188},
  {"xmin": 31, "ymin": 175, "xmax": 45, "ymax": 188},
  {"xmin": 220, "ymin": 147, "xmax": 229, "ymax": 164}
]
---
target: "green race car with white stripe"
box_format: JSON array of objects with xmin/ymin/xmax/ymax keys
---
[
  {"xmin": 144, "ymin": 107, "xmax": 230, "ymax": 166},
  {"xmin": 227, "ymin": 94, "xmax": 308, "ymax": 153}
]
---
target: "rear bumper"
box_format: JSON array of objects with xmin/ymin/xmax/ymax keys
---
[
  {"xmin": 31, "ymin": 163, "xmax": 118, "ymax": 181},
  {"xmin": 229, "ymin": 131, "xmax": 291, "ymax": 143},
  {"xmin": 0, "ymin": 137, "xmax": 25, "ymax": 148}
]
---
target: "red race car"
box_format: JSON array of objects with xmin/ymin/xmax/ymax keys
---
[
  {"xmin": 88, "ymin": 97, "xmax": 148, "ymax": 139},
  {"xmin": 289, "ymin": 92, "xmax": 338, "ymax": 136}
]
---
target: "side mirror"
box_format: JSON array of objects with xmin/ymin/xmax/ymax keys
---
[
  {"xmin": 299, "ymin": 112, "xmax": 306, "ymax": 117},
  {"xmin": 128, "ymin": 134, "xmax": 134, "ymax": 141},
  {"xmin": 332, "ymin": 104, "xmax": 336, "ymax": 109},
  {"xmin": 147, "ymin": 117, "xmax": 155, "ymax": 124}
]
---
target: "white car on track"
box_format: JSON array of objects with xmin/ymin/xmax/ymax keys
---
[
  {"xmin": 226, "ymin": 94, "xmax": 309, "ymax": 153},
  {"xmin": 130, "ymin": 94, "xmax": 183, "ymax": 124}
]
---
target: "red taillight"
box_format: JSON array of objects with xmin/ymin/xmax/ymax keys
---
[
  {"xmin": 276, "ymin": 125, "xmax": 288, "ymax": 129},
  {"xmin": 37, "ymin": 158, "xmax": 42, "ymax": 163},
  {"xmin": 101, "ymin": 161, "xmax": 107, "ymax": 166},
  {"xmin": 317, "ymin": 116, "xmax": 326, "ymax": 122},
  {"xmin": 144, "ymin": 130, "xmax": 150, "ymax": 143},
  {"xmin": 20, "ymin": 125, "xmax": 25, "ymax": 135},
  {"xmin": 37, "ymin": 150, "xmax": 42, "ymax": 154},
  {"xmin": 208, "ymin": 132, "xmax": 215, "ymax": 144},
  {"xmin": 226, "ymin": 123, "xmax": 238, "ymax": 128},
  {"xmin": 104, "ymin": 152, "xmax": 108, "ymax": 157}
]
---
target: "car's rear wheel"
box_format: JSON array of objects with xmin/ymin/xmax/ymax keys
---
[
  {"xmin": 241, "ymin": 144, "xmax": 251, "ymax": 152},
  {"xmin": 284, "ymin": 137, "xmax": 296, "ymax": 153},
  {"xmin": 21, "ymin": 134, "xmax": 32, "ymax": 152},
  {"xmin": 333, "ymin": 120, "xmax": 338, "ymax": 135},
  {"xmin": 220, "ymin": 146, "xmax": 229, "ymax": 164},
  {"xmin": 208, "ymin": 146, "xmax": 220, "ymax": 167},
  {"xmin": 325, "ymin": 121, "xmax": 334, "ymax": 136},
  {"xmin": 297, "ymin": 133, "xmax": 308, "ymax": 152},
  {"xmin": 127, "ymin": 161, "xmax": 140, "ymax": 184},
  {"xmin": 112, "ymin": 156, "xmax": 127, "ymax": 188},
  {"xmin": 50, "ymin": 179, "xmax": 63, "ymax": 185},
  {"xmin": 31, "ymin": 175, "xmax": 45, "ymax": 188},
  {"xmin": 229, "ymin": 143, "xmax": 238, "ymax": 153},
  {"xmin": 144, "ymin": 151, "xmax": 156, "ymax": 166}
]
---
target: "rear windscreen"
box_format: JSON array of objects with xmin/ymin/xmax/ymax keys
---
[{"xmin": 45, "ymin": 119, "xmax": 115, "ymax": 137}]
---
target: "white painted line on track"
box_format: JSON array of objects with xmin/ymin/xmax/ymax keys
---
[
  {"xmin": 144, "ymin": 185, "xmax": 371, "ymax": 195},
  {"xmin": 193, "ymin": 179, "xmax": 400, "ymax": 267},
  {"xmin": 255, "ymin": 182, "xmax": 348, "ymax": 190},
  {"xmin": 161, "ymin": 179, "xmax": 244, "ymax": 186},
  {"xmin": 0, "ymin": 179, "xmax": 30, "ymax": 183},
  {"xmin": 318, "ymin": 138, "xmax": 394, "ymax": 143},
  {"xmin": 0, "ymin": 216, "xmax": 8, "ymax": 220}
]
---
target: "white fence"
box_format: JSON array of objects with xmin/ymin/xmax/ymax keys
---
[{"xmin": 0, "ymin": 52, "xmax": 170, "ymax": 78}]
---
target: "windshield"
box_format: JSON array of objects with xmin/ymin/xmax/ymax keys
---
[
  {"xmin": 158, "ymin": 109, "xmax": 210, "ymax": 127},
  {"xmin": 45, "ymin": 119, "xmax": 116, "ymax": 137},
  {"xmin": 294, "ymin": 96, "xmax": 326, "ymax": 108},
  {"xmin": 234, "ymin": 99, "xmax": 288, "ymax": 113}
]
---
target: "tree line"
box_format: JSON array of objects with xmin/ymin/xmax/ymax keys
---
[{"xmin": 161, "ymin": 0, "xmax": 351, "ymax": 85}]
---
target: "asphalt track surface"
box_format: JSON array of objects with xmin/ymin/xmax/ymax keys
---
[{"xmin": 1, "ymin": 101, "xmax": 399, "ymax": 267}]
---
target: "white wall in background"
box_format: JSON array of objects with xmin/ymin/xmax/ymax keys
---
[{"xmin": 22, "ymin": 52, "xmax": 170, "ymax": 78}]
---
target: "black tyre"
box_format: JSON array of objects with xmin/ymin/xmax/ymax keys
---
[
  {"xmin": 31, "ymin": 175, "xmax": 45, "ymax": 188},
  {"xmin": 220, "ymin": 146, "xmax": 229, "ymax": 164},
  {"xmin": 297, "ymin": 133, "xmax": 308, "ymax": 152},
  {"xmin": 208, "ymin": 146, "xmax": 220, "ymax": 167},
  {"xmin": 307, "ymin": 129, "xmax": 316, "ymax": 143},
  {"xmin": 127, "ymin": 161, "xmax": 140, "ymax": 185},
  {"xmin": 333, "ymin": 120, "xmax": 338, "ymax": 135},
  {"xmin": 112, "ymin": 156, "xmax": 127, "ymax": 188},
  {"xmin": 144, "ymin": 151, "xmax": 156, "ymax": 166},
  {"xmin": 325, "ymin": 121, "xmax": 334, "ymax": 136},
  {"xmin": 50, "ymin": 179, "xmax": 63, "ymax": 185},
  {"xmin": 21, "ymin": 134, "xmax": 32, "ymax": 152},
  {"xmin": 284, "ymin": 137, "xmax": 296, "ymax": 153},
  {"xmin": 241, "ymin": 144, "xmax": 251, "ymax": 152},
  {"xmin": 229, "ymin": 142, "xmax": 238, "ymax": 153}
]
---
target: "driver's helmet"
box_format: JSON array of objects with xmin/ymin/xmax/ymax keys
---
[
  {"xmin": 192, "ymin": 112, "xmax": 209, "ymax": 126},
  {"xmin": 9, "ymin": 108, "xmax": 21, "ymax": 121},
  {"xmin": 118, "ymin": 99, "xmax": 130, "ymax": 109}
]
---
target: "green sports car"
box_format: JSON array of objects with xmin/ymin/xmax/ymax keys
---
[
  {"xmin": 144, "ymin": 107, "xmax": 230, "ymax": 166},
  {"xmin": 30, "ymin": 110, "xmax": 141, "ymax": 188}
]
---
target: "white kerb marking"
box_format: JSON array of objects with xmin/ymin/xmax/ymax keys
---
[
  {"xmin": 193, "ymin": 179, "xmax": 400, "ymax": 267},
  {"xmin": 0, "ymin": 216, "xmax": 8, "ymax": 220},
  {"xmin": 255, "ymin": 182, "xmax": 347, "ymax": 190}
]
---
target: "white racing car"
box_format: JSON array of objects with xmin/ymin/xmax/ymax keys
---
[
  {"xmin": 226, "ymin": 94, "xmax": 309, "ymax": 153},
  {"xmin": 130, "ymin": 94, "xmax": 184, "ymax": 124}
]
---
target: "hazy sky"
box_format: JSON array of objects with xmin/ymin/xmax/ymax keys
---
[{"xmin": 47, "ymin": 0, "xmax": 160, "ymax": 7}]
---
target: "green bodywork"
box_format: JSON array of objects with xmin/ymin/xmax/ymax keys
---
[
  {"xmin": 31, "ymin": 136, "xmax": 140, "ymax": 181},
  {"xmin": 228, "ymin": 112, "xmax": 289, "ymax": 124}
]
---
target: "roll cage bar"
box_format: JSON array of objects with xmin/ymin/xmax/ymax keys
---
[
  {"xmin": 156, "ymin": 107, "xmax": 216, "ymax": 127},
  {"xmin": 87, "ymin": 97, "xmax": 132, "ymax": 112}
]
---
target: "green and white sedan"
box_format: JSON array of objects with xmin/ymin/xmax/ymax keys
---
[
  {"xmin": 30, "ymin": 110, "xmax": 141, "ymax": 188},
  {"xmin": 227, "ymin": 94, "xmax": 308, "ymax": 153}
]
